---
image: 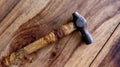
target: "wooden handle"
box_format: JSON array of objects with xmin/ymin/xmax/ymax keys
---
[
  {"xmin": 23, "ymin": 22, "xmax": 76, "ymax": 54},
  {"xmin": 0, "ymin": 22, "xmax": 76, "ymax": 66}
]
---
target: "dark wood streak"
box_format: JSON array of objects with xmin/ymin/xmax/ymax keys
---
[
  {"xmin": 99, "ymin": 38, "xmax": 120, "ymax": 67},
  {"xmin": 0, "ymin": 0, "xmax": 20, "ymax": 23}
]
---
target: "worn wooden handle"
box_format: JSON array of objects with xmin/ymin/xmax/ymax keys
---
[
  {"xmin": 0, "ymin": 22, "xmax": 76, "ymax": 66},
  {"xmin": 23, "ymin": 22, "xmax": 76, "ymax": 54}
]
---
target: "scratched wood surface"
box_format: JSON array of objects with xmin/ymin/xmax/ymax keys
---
[{"xmin": 0, "ymin": 0, "xmax": 120, "ymax": 67}]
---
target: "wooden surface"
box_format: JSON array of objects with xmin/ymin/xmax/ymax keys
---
[{"xmin": 0, "ymin": 0, "xmax": 120, "ymax": 67}]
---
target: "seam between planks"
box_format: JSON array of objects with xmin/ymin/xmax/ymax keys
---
[{"xmin": 89, "ymin": 22, "xmax": 120, "ymax": 67}]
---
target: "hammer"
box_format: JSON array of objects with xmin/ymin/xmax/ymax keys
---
[
  {"xmin": 23, "ymin": 12, "xmax": 94, "ymax": 54},
  {"xmin": 0, "ymin": 12, "xmax": 93, "ymax": 66}
]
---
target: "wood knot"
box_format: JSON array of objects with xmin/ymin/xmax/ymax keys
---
[{"xmin": 50, "ymin": 51, "xmax": 56, "ymax": 58}]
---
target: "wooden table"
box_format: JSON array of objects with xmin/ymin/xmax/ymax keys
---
[{"xmin": 0, "ymin": 0, "xmax": 120, "ymax": 67}]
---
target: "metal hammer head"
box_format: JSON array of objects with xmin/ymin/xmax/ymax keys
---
[{"xmin": 72, "ymin": 12, "xmax": 94, "ymax": 44}]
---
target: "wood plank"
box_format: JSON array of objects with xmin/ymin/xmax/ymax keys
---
[
  {"xmin": 90, "ymin": 24, "xmax": 120, "ymax": 67},
  {"xmin": 0, "ymin": 0, "xmax": 120, "ymax": 67}
]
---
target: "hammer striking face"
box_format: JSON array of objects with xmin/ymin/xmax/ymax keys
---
[{"xmin": 0, "ymin": 12, "xmax": 94, "ymax": 66}]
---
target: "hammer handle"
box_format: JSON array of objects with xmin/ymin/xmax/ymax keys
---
[
  {"xmin": 0, "ymin": 22, "xmax": 76, "ymax": 66},
  {"xmin": 23, "ymin": 22, "xmax": 76, "ymax": 54}
]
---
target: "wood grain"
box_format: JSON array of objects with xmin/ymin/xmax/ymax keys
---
[
  {"xmin": 90, "ymin": 24, "xmax": 120, "ymax": 67},
  {"xmin": 0, "ymin": 0, "xmax": 120, "ymax": 67},
  {"xmin": 0, "ymin": 0, "xmax": 50, "ymax": 56},
  {"xmin": 0, "ymin": 0, "xmax": 20, "ymax": 22}
]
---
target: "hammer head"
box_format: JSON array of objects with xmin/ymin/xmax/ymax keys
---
[{"xmin": 72, "ymin": 12, "xmax": 94, "ymax": 44}]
